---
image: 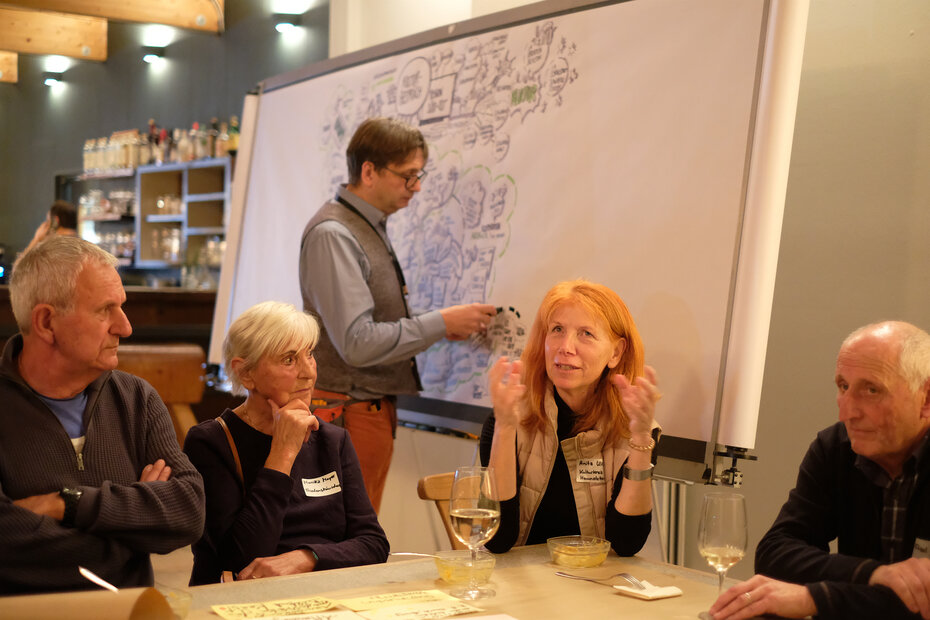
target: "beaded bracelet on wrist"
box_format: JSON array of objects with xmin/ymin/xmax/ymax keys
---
[{"xmin": 628, "ymin": 436, "xmax": 655, "ymax": 452}]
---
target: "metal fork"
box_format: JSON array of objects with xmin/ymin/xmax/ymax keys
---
[{"xmin": 555, "ymin": 571, "xmax": 647, "ymax": 590}]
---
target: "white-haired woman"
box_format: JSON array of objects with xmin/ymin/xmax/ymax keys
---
[{"xmin": 183, "ymin": 301, "xmax": 388, "ymax": 585}]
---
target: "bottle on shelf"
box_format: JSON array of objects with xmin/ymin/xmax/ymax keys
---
[
  {"xmin": 208, "ymin": 118, "xmax": 219, "ymax": 159},
  {"xmin": 191, "ymin": 122, "xmax": 207, "ymax": 160},
  {"xmin": 215, "ymin": 121, "xmax": 229, "ymax": 158},
  {"xmin": 83, "ymin": 139, "xmax": 95, "ymax": 173},
  {"xmin": 175, "ymin": 128, "xmax": 191, "ymax": 163},
  {"xmin": 146, "ymin": 118, "xmax": 159, "ymax": 165},
  {"xmin": 227, "ymin": 116, "xmax": 240, "ymax": 155},
  {"xmin": 134, "ymin": 132, "xmax": 149, "ymax": 167},
  {"xmin": 156, "ymin": 128, "xmax": 170, "ymax": 164}
]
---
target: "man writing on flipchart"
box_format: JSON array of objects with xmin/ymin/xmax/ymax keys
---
[
  {"xmin": 299, "ymin": 117, "xmax": 496, "ymax": 513},
  {"xmin": 711, "ymin": 321, "xmax": 930, "ymax": 620}
]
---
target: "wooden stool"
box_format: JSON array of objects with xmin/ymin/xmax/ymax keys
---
[{"xmin": 117, "ymin": 343, "xmax": 205, "ymax": 446}]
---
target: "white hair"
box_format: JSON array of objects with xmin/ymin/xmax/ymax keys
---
[
  {"xmin": 843, "ymin": 321, "xmax": 930, "ymax": 393},
  {"xmin": 223, "ymin": 301, "xmax": 320, "ymax": 394}
]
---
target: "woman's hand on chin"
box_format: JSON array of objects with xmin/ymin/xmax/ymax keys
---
[
  {"xmin": 611, "ymin": 364, "xmax": 660, "ymax": 436},
  {"xmin": 266, "ymin": 398, "xmax": 319, "ymax": 472}
]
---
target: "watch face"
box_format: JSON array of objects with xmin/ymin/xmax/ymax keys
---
[{"xmin": 60, "ymin": 487, "xmax": 83, "ymax": 526}]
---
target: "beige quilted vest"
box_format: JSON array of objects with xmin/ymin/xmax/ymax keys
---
[{"xmin": 513, "ymin": 385, "xmax": 656, "ymax": 544}]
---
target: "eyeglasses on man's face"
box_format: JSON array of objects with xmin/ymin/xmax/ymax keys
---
[{"xmin": 382, "ymin": 166, "xmax": 428, "ymax": 190}]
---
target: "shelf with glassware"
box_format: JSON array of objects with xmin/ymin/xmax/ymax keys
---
[
  {"xmin": 136, "ymin": 158, "xmax": 229, "ymax": 289},
  {"xmin": 55, "ymin": 170, "xmax": 138, "ymax": 267}
]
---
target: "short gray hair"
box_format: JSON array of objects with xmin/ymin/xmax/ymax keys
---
[
  {"xmin": 10, "ymin": 236, "xmax": 118, "ymax": 334},
  {"xmin": 843, "ymin": 321, "xmax": 930, "ymax": 393},
  {"xmin": 223, "ymin": 301, "xmax": 320, "ymax": 394}
]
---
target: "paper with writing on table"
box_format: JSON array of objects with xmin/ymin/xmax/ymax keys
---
[
  {"xmin": 211, "ymin": 596, "xmax": 336, "ymax": 619},
  {"xmin": 357, "ymin": 598, "xmax": 483, "ymax": 620},
  {"xmin": 230, "ymin": 612, "xmax": 362, "ymax": 620},
  {"xmin": 336, "ymin": 590, "xmax": 458, "ymax": 612}
]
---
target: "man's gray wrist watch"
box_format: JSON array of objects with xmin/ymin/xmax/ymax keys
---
[
  {"xmin": 60, "ymin": 487, "xmax": 83, "ymax": 526},
  {"xmin": 621, "ymin": 463, "xmax": 654, "ymax": 481}
]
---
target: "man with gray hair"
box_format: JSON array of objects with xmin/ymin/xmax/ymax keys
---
[
  {"xmin": 0, "ymin": 236, "xmax": 205, "ymax": 594},
  {"xmin": 710, "ymin": 321, "xmax": 930, "ymax": 620}
]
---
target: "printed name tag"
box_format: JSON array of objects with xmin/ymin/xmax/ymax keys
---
[
  {"xmin": 302, "ymin": 471, "xmax": 342, "ymax": 497},
  {"xmin": 577, "ymin": 458, "xmax": 605, "ymax": 483},
  {"xmin": 913, "ymin": 538, "xmax": 930, "ymax": 559}
]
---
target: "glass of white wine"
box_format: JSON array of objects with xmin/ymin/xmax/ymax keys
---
[
  {"xmin": 698, "ymin": 492, "xmax": 747, "ymax": 593},
  {"xmin": 449, "ymin": 465, "xmax": 501, "ymax": 600}
]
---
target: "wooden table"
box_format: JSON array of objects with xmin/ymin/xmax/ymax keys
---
[{"xmin": 187, "ymin": 544, "xmax": 726, "ymax": 619}]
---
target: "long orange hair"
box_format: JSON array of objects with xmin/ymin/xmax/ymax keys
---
[{"xmin": 519, "ymin": 280, "xmax": 644, "ymax": 444}]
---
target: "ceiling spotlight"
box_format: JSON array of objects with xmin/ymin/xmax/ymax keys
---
[
  {"xmin": 142, "ymin": 46, "xmax": 165, "ymax": 64},
  {"xmin": 273, "ymin": 13, "xmax": 301, "ymax": 33},
  {"xmin": 42, "ymin": 71, "xmax": 63, "ymax": 86}
]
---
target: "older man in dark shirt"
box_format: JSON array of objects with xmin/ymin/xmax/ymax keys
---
[
  {"xmin": 711, "ymin": 321, "xmax": 930, "ymax": 620},
  {"xmin": 0, "ymin": 236, "xmax": 204, "ymax": 593}
]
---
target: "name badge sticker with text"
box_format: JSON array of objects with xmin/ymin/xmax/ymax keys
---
[
  {"xmin": 577, "ymin": 458, "xmax": 605, "ymax": 483},
  {"xmin": 913, "ymin": 538, "xmax": 930, "ymax": 559},
  {"xmin": 303, "ymin": 471, "xmax": 342, "ymax": 497}
]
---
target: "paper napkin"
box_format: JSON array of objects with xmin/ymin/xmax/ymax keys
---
[{"xmin": 613, "ymin": 580, "xmax": 683, "ymax": 600}]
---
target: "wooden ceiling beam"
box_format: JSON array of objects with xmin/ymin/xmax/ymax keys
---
[
  {"xmin": 0, "ymin": 7, "xmax": 106, "ymax": 61},
  {"xmin": 0, "ymin": 1, "xmax": 224, "ymax": 33},
  {"xmin": 0, "ymin": 51, "xmax": 17, "ymax": 82}
]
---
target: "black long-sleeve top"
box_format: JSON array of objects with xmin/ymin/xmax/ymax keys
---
[
  {"xmin": 479, "ymin": 390, "xmax": 651, "ymax": 555},
  {"xmin": 183, "ymin": 409, "xmax": 389, "ymax": 585}
]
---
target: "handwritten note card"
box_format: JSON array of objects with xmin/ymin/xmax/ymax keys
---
[
  {"xmin": 212, "ymin": 596, "xmax": 336, "ymax": 619},
  {"xmin": 358, "ymin": 599, "xmax": 483, "ymax": 620},
  {"xmin": 256, "ymin": 611, "xmax": 362, "ymax": 620},
  {"xmin": 336, "ymin": 590, "xmax": 456, "ymax": 612}
]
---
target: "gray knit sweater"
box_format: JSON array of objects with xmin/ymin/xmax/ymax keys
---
[{"xmin": 0, "ymin": 335, "xmax": 205, "ymax": 594}]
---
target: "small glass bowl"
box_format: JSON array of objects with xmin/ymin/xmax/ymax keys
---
[
  {"xmin": 434, "ymin": 550, "xmax": 496, "ymax": 585},
  {"xmin": 547, "ymin": 535, "xmax": 611, "ymax": 568}
]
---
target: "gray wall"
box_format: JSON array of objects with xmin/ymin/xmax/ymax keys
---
[
  {"xmin": 0, "ymin": 1, "xmax": 329, "ymax": 260},
  {"xmin": 685, "ymin": 0, "xmax": 930, "ymax": 578}
]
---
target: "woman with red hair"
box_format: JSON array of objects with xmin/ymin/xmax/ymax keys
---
[{"xmin": 480, "ymin": 279, "xmax": 660, "ymax": 554}]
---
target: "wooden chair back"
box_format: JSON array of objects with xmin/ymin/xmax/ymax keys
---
[
  {"xmin": 417, "ymin": 472, "xmax": 468, "ymax": 550},
  {"xmin": 117, "ymin": 343, "xmax": 205, "ymax": 446}
]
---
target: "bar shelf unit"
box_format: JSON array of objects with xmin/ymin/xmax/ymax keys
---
[{"xmin": 136, "ymin": 158, "xmax": 230, "ymax": 268}]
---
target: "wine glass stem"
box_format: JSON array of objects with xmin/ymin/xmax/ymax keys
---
[
  {"xmin": 717, "ymin": 569, "xmax": 726, "ymax": 594},
  {"xmin": 469, "ymin": 546, "xmax": 479, "ymax": 592}
]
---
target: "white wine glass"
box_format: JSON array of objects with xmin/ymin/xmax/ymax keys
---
[
  {"xmin": 449, "ymin": 466, "xmax": 501, "ymax": 600},
  {"xmin": 698, "ymin": 492, "xmax": 747, "ymax": 594}
]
